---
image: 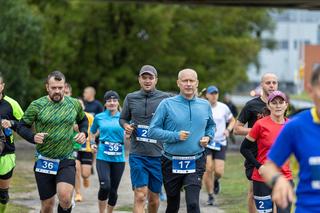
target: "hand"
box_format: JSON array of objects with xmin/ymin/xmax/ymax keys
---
[
  {"xmin": 179, "ymin": 130, "xmax": 190, "ymax": 141},
  {"xmin": 223, "ymin": 129, "xmax": 230, "ymax": 137},
  {"xmin": 34, "ymin": 133, "xmax": 48, "ymax": 144},
  {"xmin": 74, "ymin": 132, "xmax": 86, "ymax": 144},
  {"xmin": 124, "ymin": 123, "xmax": 135, "ymax": 136},
  {"xmin": 272, "ymin": 176, "xmax": 294, "ymax": 209},
  {"xmin": 1, "ymin": 119, "xmax": 12, "ymax": 129},
  {"xmin": 258, "ymin": 165, "xmax": 266, "ymax": 176},
  {"xmin": 200, "ymin": 136, "xmax": 210, "ymax": 147},
  {"xmin": 91, "ymin": 144, "xmax": 97, "ymax": 153}
]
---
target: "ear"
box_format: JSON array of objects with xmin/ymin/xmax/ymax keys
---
[
  {"xmin": 176, "ymin": 79, "xmax": 180, "ymax": 87},
  {"xmin": 45, "ymin": 83, "xmax": 49, "ymax": 92}
]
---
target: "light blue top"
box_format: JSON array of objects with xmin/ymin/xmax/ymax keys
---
[
  {"xmin": 91, "ymin": 110, "xmax": 125, "ymax": 162},
  {"xmin": 149, "ymin": 95, "xmax": 215, "ymax": 158}
]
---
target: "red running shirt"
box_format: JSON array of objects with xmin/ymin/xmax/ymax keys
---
[{"xmin": 249, "ymin": 116, "xmax": 292, "ymax": 182}]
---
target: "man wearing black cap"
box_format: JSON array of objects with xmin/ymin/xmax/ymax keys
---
[{"xmin": 120, "ymin": 65, "xmax": 170, "ymax": 213}]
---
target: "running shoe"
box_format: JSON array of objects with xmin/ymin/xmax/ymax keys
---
[
  {"xmin": 75, "ymin": 193, "xmax": 82, "ymax": 202},
  {"xmin": 207, "ymin": 194, "xmax": 214, "ymax": 206}
]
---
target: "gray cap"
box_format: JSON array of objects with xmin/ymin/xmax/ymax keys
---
[{"xmin": 139, "ymin": 65, "xmax": 157, "ymax": 76}]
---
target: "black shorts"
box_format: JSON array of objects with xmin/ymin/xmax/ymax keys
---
[
  {"xmin": 205, "ymin": 145, "xmax": 227, "ymax": 160},
  {"xmin": 34, "ymin": 159, "xmax": 76, "ymax": 200},
  {"xmin": 161, "ymin": 154, "xmax": 206, "ymax": 197},
  {"xmin": 76, "ymin": 151, "xmax": 93, "ymax": 165},
  {"xmin": 0, "ymin": 168, "xmax": 14, "ymax": 180}
]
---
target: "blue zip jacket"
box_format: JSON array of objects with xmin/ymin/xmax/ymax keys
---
[{"xmin": 149, "ymin": 94, "xmax": 215, "ymax": 157}]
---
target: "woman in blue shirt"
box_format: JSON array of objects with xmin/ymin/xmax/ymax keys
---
[{"xmin": 91, "ymin": 90, "xmax": 125, "ymax": 213}]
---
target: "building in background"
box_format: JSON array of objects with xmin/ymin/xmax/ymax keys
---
[{"xmin": 247, "ymin": 9, "xmax": 320, "ymax": 94}]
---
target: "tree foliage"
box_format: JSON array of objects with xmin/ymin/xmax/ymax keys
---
[{"xmin": 2, "ymin": 1, "xmax": 275, "ymax": 106}]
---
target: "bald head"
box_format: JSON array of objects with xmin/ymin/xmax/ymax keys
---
[
  {"xmin": 260, "ymin": 73, "xmax": 278, "ymax": 98},
  {"xmin": 83, "ymin": 86, "xmax": 96, "ymax": 102},
  {"xmin": 178, "ymin": 69, "xmax": 198, "ymax": 80},
  {"xmin": 177, "ymin": 68, "xmax": 199, "ymax": 99}
]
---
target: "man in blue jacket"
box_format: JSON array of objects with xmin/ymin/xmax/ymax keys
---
[{"xmin": 149, "ymin": 68, "xmax": 215, "ymax": 213}]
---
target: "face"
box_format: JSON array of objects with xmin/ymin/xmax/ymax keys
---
[
  {"xmin": 177, "ymin": 70, "xmax": 199, "ymax": 98},
  {"xmin": 138, "ymin": 73, "xmax": 157, "ymax": 92},
  {"xmin": 206, "ymin": 92, "xmax": 219, "ymax": 105},
  {"xmin": 267, "ymin": 97, "xmax": 288, "ymax": 117},
  {"xmin": 83, "ymin": 88, "xmax": 94, "ymax": 101},
  {"xmin": 261, "ymin": 74, "xmax": 278, "ymax": 97},
  {"xmin": 105, "ymin": 98, "xmax": 119, "ymax": 112},
  {"xmin": 0, "ymin": 78, "xmax": 4, "ymax": 95},
  {"xmin": 64, "ymin": 86, "xmax": 72, "ymax": 97},
  {"xmin": 46, "ymin": 77, "xmax": 65, "ymax": 102}
]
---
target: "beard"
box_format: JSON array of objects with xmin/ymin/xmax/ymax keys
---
[{"xmin": 50, "ymin": 93, "xmax": 63, "ymax": 102}]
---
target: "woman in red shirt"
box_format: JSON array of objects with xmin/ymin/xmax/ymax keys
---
[{"xmin": 240, "ymin": 90, "xmax": 293, "ymax": 213}]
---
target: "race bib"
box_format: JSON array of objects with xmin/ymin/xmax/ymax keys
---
[
  {"xmin": 309, "ymin": 156, "xmax": 320, "ymax": 189},
  {"xmin": 207, "ymin": 140, "xmax": 222, "ymax": 151},
  {"xmin": 172, "ymin": 156, "xmax": 196, "ymax": 174},
  {"xmin": 254, "ymin": 195, "xmax": 272, "ymax": 213},
  {"xmin": 136, "ymin": 125, "xmax": 157, "ymax": 143},
  {"xmin": 103, "ymin": 142, "xmax": 122, "ymax": 156},
  {"xmin": 35, "ymin": 155, "xmax": 60, "ymax": 175}
]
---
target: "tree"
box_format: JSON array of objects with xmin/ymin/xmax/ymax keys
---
[{"xmin": 0, "ymin": 0, "xmax": 42, "ymax": 107}]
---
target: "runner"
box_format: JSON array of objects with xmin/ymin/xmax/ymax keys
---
[
  {"xmin": 83, "ymin": 86, "xmax": 103, "ymax": 116},
  {"xmin": 0, "ymin": 75, "xmax": 24, "ymax": 213},
  {"xmin": 149, "ymin": 68, "xmax": 215, "ymax": 213},
  {"xmin": 91, "ymin": 90, "xmax": 125, "ymax": 213},
  {"xmin": 203, "ymin": 86, "xmax": 235, "ymax": 205},
  {"xmin": 240, "ymin": 90, "xmax": 293, "ymax": 213},
  {"xmin": 16, "ymin": 71, "xmax": 88, "ymax": 213},
  {"xmin": 263, "ymin": 66, "xmax": 320, "ymax": 212},
  {"xmin": 119, "ymin": 65, "xmax": 170, "ymax": 213},
  {"xmin": 234, "ymin": 73, "xmax": 278, "ymax": 213}
]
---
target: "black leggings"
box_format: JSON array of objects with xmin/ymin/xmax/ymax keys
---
[
  {"xmin": 96, "ymin": 160, "xmax": 125, "ymax": 206},
  {"xmin": 166, "ymin": 185, "xmax": 200, "ymax": 213}
]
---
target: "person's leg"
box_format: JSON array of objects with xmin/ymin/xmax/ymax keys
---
[
  {"xmin": 56, "ymin": 159, "xmax": 76, "ymax": 213},
  {"xmin": 0, "ymin": 168, "xmax": 13, "ymax": 213},
  {"xmin": 96, "ymin": 160, "xmax": 111, "ymax": 213},
  {"xmin": 74, "ymin": 159, "xmax": 82, "ymax": 202},
  {"xmin": 203, "ymin": 153, "xmax": 214, "ymax": 205},
  {"xmin": 213, "ymin": 159, "xmax": 225, "ymax": 194},
  {"xmin": 248, "ymin": 182, "xmax": 256, "ymax": 213},
  {"xmin": 146, "ymin": 156, "xmax": 162, "ymax": 213},
  {"xmin": 108, "ymin": 162, "xmax": 125, "ymax": 213},
  {"xmin": 185, "ymin": 185, "xmax": 201, "ymax": 213},
  {"xmin": 161, "ymin": 156, "xmax": 182, "ymax": 213},
  {"xmin": 129, "ymin": 154, "xmax": 149, "ymax": 213},
  {"xmin": 80, "ymin": 152, "xmax": 93, "ymax": 188},
  {"xmin": 253, "ymin": 181, "xmax": 273, "ymax": 213}
]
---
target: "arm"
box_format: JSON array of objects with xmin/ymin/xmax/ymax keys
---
[
  {"xmin": 148, "ymin": 101, "xmax": 180, "ymax": 143},
  {"xmin": 260, "ymin": 161, "xmax": 294, "ymax": 209},
  {"xmin": 240, "ymin": 136, "xmax": 261, "ymax": 169},
  {"xmin": 233, "ymin": 120, "xmax": 251, "ymax": 135},
  {"xmin": 119, "ymin": 96, "xmax": 134, "ymax": 135}
]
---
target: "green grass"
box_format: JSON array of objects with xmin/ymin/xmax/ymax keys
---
[
  {"xmin": 115, "ymin": 205, "xmax": 133, "ymax": 211},
  {"xmin": 5, "ymin": 203, "xmax": 30, "ymax": 213},
  {"xmin": 216, "ymin": 152, "xmax": 248, "ymax": 213}
]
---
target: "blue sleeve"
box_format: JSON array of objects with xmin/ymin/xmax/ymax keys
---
[
  {"xmin": 148, "ymin": 100, "xmax": 180, "ymax": 143},
  {"xmin": 205, "ymin": 105, "xmax": 215, "ymax": 138},
  {"xmin": 90, "ymin": 117, "xmax": 99, "ymax": 134},
  {"xmin": 268, "ymin": 122, "xmax": 294, "ymax": 167}
]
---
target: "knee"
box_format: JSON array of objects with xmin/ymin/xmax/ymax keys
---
[
  {"xmin": 148, "ymin": 195, "xmax": 159, "ymax": 207},
  {"xmin": 0, "ymin": 188, "xmax": 9, "ymax": 204},
  {"xmin": 98, "ymin": 182, "xmax": 110, "ymax": 201},
  {"xmin": 187, "ymin": 201, "xmax": 198, "ymax": 211},
  {"xmin": 135, "ymin": 191, "xmax": 147, "ymax": 204},
  {"xmin": 58, "ymin": 192, "xmax": 72, "ymax": 208},
  {"xmin": 215, "ymin": 169, "xmax": 224, "ymax": 178}
]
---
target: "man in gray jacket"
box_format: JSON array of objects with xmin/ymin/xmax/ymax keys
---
[{"xmin": 120, "ymin": 65, "xmax": 170, "ymax": 213}]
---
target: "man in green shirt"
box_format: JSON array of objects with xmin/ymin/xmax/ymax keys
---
[{"xmin": 17, "ymin": 71, "xmax": 88, "ymax": 213}]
